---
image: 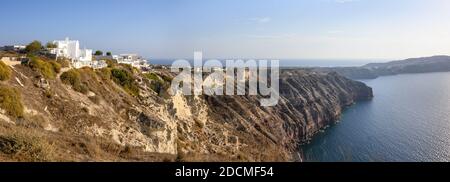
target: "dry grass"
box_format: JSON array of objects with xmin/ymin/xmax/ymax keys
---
[
  {"xmin": 49, "ymin": 60, "xmax": 61, "ymax": 74},
  {"xmin": 0, "ymin": 128, "xmax": 56, "ymax": 162},
  {"xmin": 56, "ymin": 59, "xmax": 70, "ymax": 68},
  {"xmin": 60, "ymin": 69, "xmax": 88, "ymax": 94},
  {"xmin": 0, "ymin": 122, "xmax": 177, "ymax": 162},
  {"xmin": 27, "ymin": 57, "xmax": 61, "ymax": 79},
  {"xmin": 0, "ymin": 86, "xmax": 24, "ymax": 118},
  {"xmin": 0, "ymin": 61, "xmax": 12, "ymax": 81},
  {"xmin": 96, "ymin": 68, "xmax": 112, "ymax": 80}
]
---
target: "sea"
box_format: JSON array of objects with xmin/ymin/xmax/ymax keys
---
[
  {"xmin": 148, "ymin": 59, "xmax": 378, "ymax": 67},
  {"xmin": 302, "ymin": 72, "xmax": 450, "ymax": 162}
]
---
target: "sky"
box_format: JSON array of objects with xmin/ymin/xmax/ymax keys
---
[{"xmin": 1, "ymin": 0, "xmax": 450, "ymax": 60}]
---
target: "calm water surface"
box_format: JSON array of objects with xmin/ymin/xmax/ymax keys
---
[
  {"xmin": 302, "ymin": 72, "xmax": 450, "ymax": 162},
  {"xmin": 149, "ymin": 59, "xmax": 375, "ymax": 67}
]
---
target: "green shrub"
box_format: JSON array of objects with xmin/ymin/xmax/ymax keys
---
[
  {"xmin": 150, "ymin": 80, "xmax": 165, "ymax": 94},
  {"xmin": 161, "ymin": 74, "xmax": 173, "ymax": 82},
  {"xmin": 94, "ymin": 50, "xmax": 103, "ymax": 56},
  {"xmin": 143, "ymin": 72, "xmax": 170, "ymax": 95},
  {"xmin": 60, "ymin": 69, "xmax": 88, "ymax": 94},
  {"xmin": 96, "ymin": 68, "xmax": 112, "ymax": 80},
  {"xmin": 111, "ymin": 68, "xmax": 139, "ymax": 96},
  {"xmin": 105, "ymin": 59, "xmax": 116, "ymax": 68},
  {"xmin": 25, "ymin": 40, "xmax": 43, "ymax": 54},
  {"xmin": 60, "ymin": 69, "xmax": 80, "ymax": 86},
  {"xmin": 118, "ymin": 63, "xmax": 134, "ymax": 73},
  {"xmin": 0, "ymin": 61, "xmax": 12, "ymax": 81},
  {"xmin": 49, "ymin": 60, "xmax": 61, "ymax": 73},
  {"xmin": 0, "ymin": 86, "xmax": 24, "ymax": 118},
  {"xmin": 28, "ymin": 57, "xmax": 57, "ymax": 79},
  {"xmin": 56, "ymin": 59, "xmax": 70, "ymax": 68},
  {"xmin": 45, "ymin": 42, "xmax": 57, "ymax": 49},
  {"xmin": 143, "ymin": 72, "xmax": 160, "ymax": 81}
]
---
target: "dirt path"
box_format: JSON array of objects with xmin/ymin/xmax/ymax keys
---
[{"xmin": 0, "ymin": 57, "xmax": 21, "ymax": 67}]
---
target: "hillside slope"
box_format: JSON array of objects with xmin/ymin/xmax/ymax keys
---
[{"xmin": 0, "ymin": 58, "xmax": 372, "ymax": 161}]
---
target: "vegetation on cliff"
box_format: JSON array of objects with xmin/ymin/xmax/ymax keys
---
[
  {"xmin": 0, "ymin": 61, "xmax": 12, "ymax": 81},
  {"xmin": 60, "ymin": 62, "xmax": 170, "ymax": 98},
  {"xmin": 60, "ymin": 69, "xmax": 88, "ymax": 94},
  {"xmin": 110, "ymin": 68, "xmax": 140, "ymax": 96},
  {"xmin": 25, "ymin": 40, "xmax": 43, "ymax": 55},
  {"xmin": 27, "ymin": 57, "xmax": 61, "ymax": 79},
  {"xmin": 0, "ymin": 128, "xmax": 56, "ymax": 161},
  {"xmin": 0, "ymin": 86, "xmax": 24, "ymax": 118},
  {"xmin": 143, "ymin": 72, "xmax": 171, "ymax": 95},
  {"xmin": 56, "ymin": 59, "xmax": 70, "ymax": 68}
]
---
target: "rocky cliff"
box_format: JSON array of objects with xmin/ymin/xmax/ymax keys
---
[
  {"xmin": 201, "ymin": 69, "xmax": 373, "ymax": 161},
  {"xmin": 0, "ymin": 57, "xmax": 372, "ymax": 161}
]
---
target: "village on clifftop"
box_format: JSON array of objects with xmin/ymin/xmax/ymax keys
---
[{"xmin": 0, "ymin": 37, "xmax": 150, "ymax": 70}]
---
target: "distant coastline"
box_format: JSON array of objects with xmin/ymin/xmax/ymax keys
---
[
  {"xmin": 313, "ymin": 55, "xmax": 450, "ymax": 80},
  {"xmin": 149, "ymin": 58, "xmax": 381, "ymax": 67}
]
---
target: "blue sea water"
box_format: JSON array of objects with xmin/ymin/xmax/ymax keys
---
[
  {"xmin": 302, "ymin": 72, "xmax": 450, "ymax": 162},
  {"xmin": 149, "ymin": 59, "xmax": 376, "ymax": 67}
]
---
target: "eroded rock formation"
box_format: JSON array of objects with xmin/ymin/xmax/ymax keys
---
[{"xmin": 0, "ymin": 62, "xmax": 372, "ymax": 161}]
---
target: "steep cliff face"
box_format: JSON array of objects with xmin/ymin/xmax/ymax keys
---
[
  {"xmin": 0, "ymin": 61, "xmax": 372, "ymax": 161},
  {"xmin": 198, "ymin": 70, "xmax": 373, "ymax": 161}
]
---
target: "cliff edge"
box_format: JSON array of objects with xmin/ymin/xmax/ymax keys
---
[{"xmin": 0, "ymin": 56, "xmax": 372, "ymax": 161}]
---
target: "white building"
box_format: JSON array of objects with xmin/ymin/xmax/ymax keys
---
[
  {"xmin": 72, "ymin": 60, "xmax": 107, "ymax": 69},
  {"xmin": 49, "ymin": 38, "xmax": 102, "ymax": 69},
  {"xmin": 113, "ymin": 54, "xmax": 149, "ymax": 68}
]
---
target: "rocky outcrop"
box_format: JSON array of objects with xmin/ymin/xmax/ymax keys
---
[
  {"xmin": 0, "ymin": 62, "xmax": 372, "ymax": 161},
  {"xmin": 200, "ymin": 69, "xmax": 372, "ymax": 160}
]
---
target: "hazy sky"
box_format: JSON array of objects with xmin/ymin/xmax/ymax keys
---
[{"xmin": 1, "ymin": 0, "xmax": 450, "ymax": 60}]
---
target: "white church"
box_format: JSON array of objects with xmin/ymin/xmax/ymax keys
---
[{"xmin": 49, "ymin": 38, "xmax": 106, "ymax": 69}]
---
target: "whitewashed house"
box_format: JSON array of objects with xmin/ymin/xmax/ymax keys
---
[
  {"xmin": 49, "ymin": 38, "xmax": 104, "ymax": 69},
  {"xmin": 112, "ymin": 54, "xmax": 149, "ymax": 68}
]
